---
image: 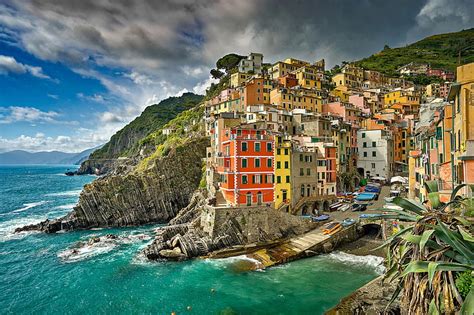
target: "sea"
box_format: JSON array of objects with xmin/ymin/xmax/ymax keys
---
[{"xmin": 0, "ymin": 165, "xmax": 384, "ymax": 314}]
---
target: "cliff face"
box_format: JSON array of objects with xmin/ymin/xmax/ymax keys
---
[
  {"xmin": 77, "ymin": 93, "xmax": 203, "ymax": 175},
  {"xmin": 18, "ymin": 137, "xmax": 209, "ymax": 233}
]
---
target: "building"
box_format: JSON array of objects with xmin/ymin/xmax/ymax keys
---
[
  {"xmin": 238, "ymin": 53, "xmax": 263, "ymax": 74},
  {"xmin": 384, "ymin": 88, "xmax": 420, "ymax": 107},
  {"xmin": 230, "ymin": 72, "xmax": 251, "ymax": 88},
  {"xmin": 274, "ymin": 135, "xmax": 292, "ymax": 210},
  {"xmin": 213, "ymin": 127, "xmax": 274, "ymax": 206},
  {"xmin": 397, "ymin": 62, "xmax": 429, "ymax": 76},
  {"xmin": 357, "ymin": 129, "xmax": 394, "ymax": 179},
  {"xmin": 448, "ymin": 62, "xmax": 474, "ymax": 189}
]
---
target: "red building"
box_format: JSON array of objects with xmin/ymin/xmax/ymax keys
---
[{"xmin": 216, "ymin": 127, "xmax": 275, "ymax": 206}]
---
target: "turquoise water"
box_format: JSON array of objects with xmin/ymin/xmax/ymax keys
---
[{"xmin": 0, "ymin": 165, "xmax": 382, "ymax": 314}]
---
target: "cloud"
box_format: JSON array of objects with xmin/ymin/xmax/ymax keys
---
[
  {"xmin": 0, "ymin": 106, "xmax": 59, "ymax": 124},
  {"xmin": 0, "ymin": 132, "xmax": 98, "ymax": 153},
  {"xmin": 1, "ymin": 0, "xmax": 472, "ymax": 152},
  {"xmin": 77, "ymin": 92, "xmax": 105, "ymax": 103},
  {"xmin": 47, "ymin": 93, "xmax": 59, "ymax": 99},
  {"xmin": 0, "ymin": 54, "xmax": 53, "ymax": 80}
]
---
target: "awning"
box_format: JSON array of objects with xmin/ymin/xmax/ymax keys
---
[{"xmin": 447, "ymin": 83, "xmax": 460, "ymax": 101}]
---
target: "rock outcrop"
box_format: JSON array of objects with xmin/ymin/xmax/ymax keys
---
[
  {"xmin": 143, "ymin": 203, "xmax": 316, "ymax": 261},
  {"xmin": 16, "ymin": 136, "xmax": 209, "ymax": 233}
]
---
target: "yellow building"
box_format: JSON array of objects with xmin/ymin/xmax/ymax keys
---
[
  {"xmin": 230, "ymin": 72, "xmax": 251, "ymax": 88},
  {"xmin": 274, "ymin": 136, "xmax": 292, "ymax": 210},
  {"xmin": 449, "ymin": 62, "xmax": 474, "ymax": 186},
  {"xmin": 294, "ymin": 66, "xmax": 322, "ymax": 89},
  {"xmin": 331, "ymin": 86, "xmax": 351, "ymax": 102},
  {"xmin": 384, "ymin": 89, "xmax": 420, "ymax": 107},
  {"xmin": 332, "ymin": 64, "xmax": 364, "ymax": 89}
]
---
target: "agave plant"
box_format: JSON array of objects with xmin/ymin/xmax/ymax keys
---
[{"xmin": 377, "ymin": 182, "xmax": 474, "ymax": 314}]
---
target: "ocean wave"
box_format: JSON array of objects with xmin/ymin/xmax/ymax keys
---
[
  {"xmin": 53, "ymin": 203, "xmax": 77, "ymax": 210},
  {"xmin": 59, "ymin": 233, "xmax": 153, "ymax": 263},
  {"xmin": 204, "ymin": 255, "xmax": 264, "ymax": 270},
  {"xmin": 0, "ymin": 216, "xmax": 44, "ymax": 242},
  {"xmin": 58, "ymin": 242, "xmax": 118, "ymax": 263},
  {"xmin": 45, "ymin": 190, "xmax": 82, "ymax": 197},
  {"xmin": 12, "ymin": 201, "xmax": 48, "ymax": 213},
  {"xmin": 326, "ymin": 251, "xmax": 385, "ymax": 275}
]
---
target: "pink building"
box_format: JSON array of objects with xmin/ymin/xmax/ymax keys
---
[{"xmin": 348, "ymin": 94, "xmax": 371, "ymax": 116}]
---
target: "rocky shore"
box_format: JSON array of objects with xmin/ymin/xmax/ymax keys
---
[{"xmin": 16, "ymin": 137, "xmax": 209, "ymax": 234}]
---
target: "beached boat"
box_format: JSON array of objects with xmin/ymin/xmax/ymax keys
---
[
  {"xmin": 341, "ymin": 218, "xmax": 356, "ymax": 227},
  {"xmin": 329, "ymin": 202, "xmax": 343, "ymax": 211},
  {"xmin": 339, "ymin": 204, "xmax": 350, "ymax": 212},
  {"xmin": 323, "ymin": 222, "xmax": 341, "ymax": 235},
  {"xmin": 312, "ymin": 214, "xmax": 330, "ymax": 222}
]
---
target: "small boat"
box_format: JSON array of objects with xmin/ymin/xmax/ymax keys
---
[
  {"xmin": 341, "ymin": 218, "xmax": 356, "ymax": 227},
  {"xmin": 329, "ymin": 202, "xmax": 342, "ymax": 211},
  {"xmin": 312, "ymin": 214, "xmax": 330, "ymax": 222},
  {"xmin": 323, "ymin": 222, "xmax": 341, "ymax": 235},
  {"xmin": 339, "ymin": 204, "xmax": 350, "ymax": 212}
]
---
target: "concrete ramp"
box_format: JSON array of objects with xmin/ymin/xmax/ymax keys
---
[{"xmin": 247, "ymin": 228, "xmax": 331, "ymax": 268}]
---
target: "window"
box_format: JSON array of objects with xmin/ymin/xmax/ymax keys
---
[
  {"xmin": 255, "ymin": 142, "xmax": 261, "ymax": 152},
  {"xmin": 286, "ymin": 176, "xmax": 290, "ymax": 183},
  {"xmin": 254, "ymin": 175, "xmax": 261, "ymax": 184},
  {"xmin": 267, "ymin": 175, "xmax": 273, "ymax": 184},
  {"xmin": 300, "ymin": 168, "xmax": 304, "ymax": 176},
  {"xmin": 362, "ymin": 133, "xmax": 365, "ymax": 138},
  {"xmin": 301, "ymin": 185, "xmax": 305, "ymax": 197},
  {"xmin": 277, "ymin": 148, "xmax": 281, "ymax": 155},
  {"xmin": 284, "ymin": 161, "xmax": 289, "ymax": 169},
  {"xmin": 255, "ymin": 158, "xmax": 260, "ymax": 168},
  {"xmin": 242, "ymin": 158, "xmax": 247, "ymax": 168},
  {"xmin": 242, "ymin": 142, "xmax": 248, "ymax": 151},
  {"xmin": 372, "ymin": 141, "xmax": 376, "ymax": 147},
  {"xmin": 372, "ymin": 151, "xmax": 376, "ymax": 157},
  {"xmin": 307, "ymin": 168, "xmax": 311, "ymax": 176},
  {"xmin": 277, "ymin": 161, "xmax": 281, "ymax": 169},
  {"xmin": 363, "ymin": 152, "xmax": 367, "ymax": 157},
  {"xmin": 371, "ymin": 163, "xmax": 376, "ymax": 169},
  {"xmin": 237, "ymin": 129, "xmax": 242, "ymax": 137},
  {"xmin": 300, "ymin": 154, "xmax": 303, "ymax": 161},
  {"xmin": 267, "ymin": 142, "xmax": 272, "ymax": 152},
  {"xmin": 277, "ymin": 176, "xmax": 281, "ymax": 183},
  {"xmin": 242, "ymin": 175, "xmax": 248, "ymax": 184},
  {"xmin": 284, "ymin": 148, "xmax": 289, "ymax": 155},
  {"xmin": 363, "ymin": 142, "xmax": 367, "ymax": 148},
  {"xmin": 267, "ymin": 158, "xmax": 272, "ymax": 168}
]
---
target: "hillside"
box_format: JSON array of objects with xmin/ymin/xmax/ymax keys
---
[
  {"xmin": 0, "ymin": 147, "xmax": 96, "ymax": 165},
  {"xmin": 355, "ymin": 28, "xmax": 474, "ymax": 76},
  {"xmin": 88, "ymin": 92, "xmax": 203, "ymax": 160}
]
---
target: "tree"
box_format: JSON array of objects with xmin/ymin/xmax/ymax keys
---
[
  {"xmin": 377, "ymin": 182, "xmax": 474, "ymax": 314},
  {"xmin": 210, "ymin": 69, "xmax": 224, "ymax": 79},
  {"xmin": 215, "ymin": 53, "xmax": 245, "ymax": 72},
  {"xmin": 384, "ymin": 44, "xmax": 391, "ymax": 50}
]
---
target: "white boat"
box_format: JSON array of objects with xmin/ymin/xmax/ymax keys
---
[{"xmin": 339, "ymin": 204, "xmax": 351, "ymax": 212}]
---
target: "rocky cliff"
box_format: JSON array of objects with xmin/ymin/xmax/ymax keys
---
[
  {"xmin": 77, "ymin": 93, "xmax": 203, "ymax": 175},
  {"xmin": 17, "ymin": 136, "xmax": 209, "ymax": 233}
]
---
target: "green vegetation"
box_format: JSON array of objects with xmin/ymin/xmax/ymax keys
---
[
  {"xmin": 378, "ymin": 181, "xmax": 474, "ymax": 314},
  {"xmin": 136, "ymin": 104, "xmax": 205, "ymax": 171},
  {"xmin": 216, "ymin": 53, "xmax": 245, "ymax": 72},
  {"xmin": 89, "ymin": 92, "xmax": 203, "ymax": 159},
  {"xmin": 355, "ymin": 28, "xmax": 474, "ymax": 76}
]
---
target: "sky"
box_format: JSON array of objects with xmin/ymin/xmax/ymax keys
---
[{"xmin": 0, "ymin": 0, "xmax": 473, "ymax": 153}]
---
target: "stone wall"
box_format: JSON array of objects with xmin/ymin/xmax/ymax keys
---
[{"xmin": 201, "ymin": 205, "xmax": 315, "ymax": 243}]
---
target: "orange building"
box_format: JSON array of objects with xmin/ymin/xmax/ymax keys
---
[
  {"xmin": 216, "ymin": 127, "xmax": 275, "ymax": 206},
  {"xmin": 243, "ymin": 77, "xmax": 270, "ymax": 106}
]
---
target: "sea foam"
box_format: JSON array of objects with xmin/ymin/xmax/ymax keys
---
[
  {"xmin": 12, "ymin": 201, "xmax": 48, "ymax": 213},
  {"xmin": 327, "ymin": 251, "xmax": 385, "ymax": 275}
]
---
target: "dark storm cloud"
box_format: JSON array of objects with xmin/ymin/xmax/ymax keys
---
[{"xmin": 0, "ymin": 0, "xmax": 472, "ymax": 112}]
